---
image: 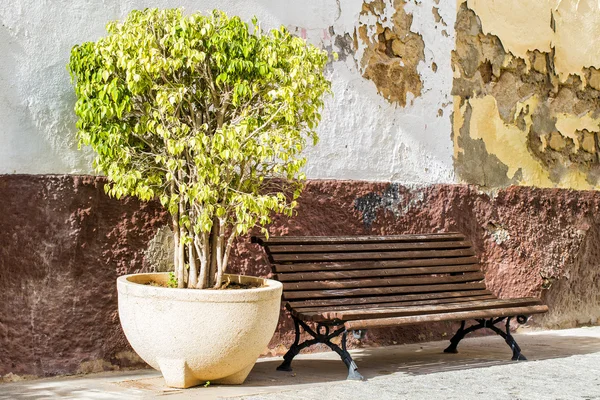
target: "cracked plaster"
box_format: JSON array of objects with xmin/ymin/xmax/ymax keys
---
[{"xmin": 453, "ymin": 1, "xmax": 600, "ymax": 189}]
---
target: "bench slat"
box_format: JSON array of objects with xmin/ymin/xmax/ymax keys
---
[
  {"xmin": 295, "ymin": 297, "xmax": 537, "ymax": 322},
  {"xmin": 273, "ymin": 256, "xmax": 480, "ymax": 273},
  {"xmin": 283, "ymin": 282, "xmax": 487, "ymax": 300},
  {"xmin": 328, "ymin": 298, "xmax": 542, "ymax": 321},
  {"xmin": 276, "ymin": 264, "xmax": 481, "ymax": 281},
  {"xmin": 292, "ymin": 294, "xmax": 497, "ymax": 313},
  {"xmin": 267, "ymin": 241, "xmax": 472, "ymax": 254},
  {"xmin": 344, "ymin": 305, "xmax": 549, "ymax": 330},
  {"xmin": 286, "ymin": 289, "xmax": 493, "ymax": 308},
  {"xmin": 282, "ymin": 272, "xmax": 484, "ymax": 291},
  {"xmin": 252, "ymin": 233, "xmax": 465, "ymax": 245},
  {"xmin": 272, "ymin": 248, "xmax": 476, "ymax": 263}
]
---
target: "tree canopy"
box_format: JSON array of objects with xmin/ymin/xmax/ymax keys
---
[{"xmin": 68, "ymin": 8, "xmax": 331, "ymax": 288}]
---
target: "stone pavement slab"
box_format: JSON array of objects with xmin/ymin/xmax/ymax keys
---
[{"xmin": 1, "ymin": 327, "xmax": 600, "ymax": 399}]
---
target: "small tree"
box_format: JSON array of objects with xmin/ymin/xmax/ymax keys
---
[{"xmin": 68, "ymin": 9, "xmax": 330, "ymax": 288}]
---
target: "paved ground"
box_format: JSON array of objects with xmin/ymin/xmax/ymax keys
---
[{"xmin": 2, "ymin": 327, "xmax": 600, "ymax": 399}]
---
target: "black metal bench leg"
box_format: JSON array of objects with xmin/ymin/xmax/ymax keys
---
[
  {"xmin": 277, "ymin": 339, "xmax": 320, "ymax": 371},
  {"xmin": 444, "ymin": 317, "xmax": 528, "ymax": 361},
  {"xmin": 277, "ymin": 316, "xmax": 364, "ymax": 380},
  {"xmin": 323, "ymin": 330, "xmax": 364, "ymax": 381},
  {"xmin": 344, "ymin": 331, "xmax": 364, "ymax": 381},
  {"xmin": 444, "ymin": 320, "xmax": 484, "ymax": 354},
  {"xmin": 277, "ymin": 317, "xmax": 321, "ymax": 371},
  {"xmin": 444, "ymin": 320, "xmax": 466, "ymax": 353},
  {"xmin": 488, "ymin": 318, "xmax": 527, "ymax": 361},
  {"xmin": 276, "ymin": 353, "xmax": 295, "ymax": 372},
  {"xmin": 277, "ymin": 317, "xmax": 301, "ymax": 371}
]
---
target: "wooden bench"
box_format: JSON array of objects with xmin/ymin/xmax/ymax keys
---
[{"xmin": 252, "ymin": 232, "xmax": 548, "ymax": 380}]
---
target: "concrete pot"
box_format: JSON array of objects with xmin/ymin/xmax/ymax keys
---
[{"xmin": 117, "ymin": 272, "xmax": 283, "ymax": 388}]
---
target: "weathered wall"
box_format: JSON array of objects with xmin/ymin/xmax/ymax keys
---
[
  {"xmin": 6, "ymin": 0, "xmax": 600, "ymax": 186},
  {"xmin": 0, "ymin": 0, "xmax": 456, "ymax": 183},
  {"xmin": 453, "ymin": 0, "xmax": 600, "ymax": 189},
  {"xmin": 2, "ymin": 176, "xmax": 599, "ymax": 378}
]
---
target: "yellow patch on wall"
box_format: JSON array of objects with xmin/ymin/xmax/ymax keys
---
[
  {"xmin": 465, "ymin": 95, "xmax": 553, "ymax": 186},
  {"xmin": 453, "ymin": 100, "xmax": 465, "ymax": 158},
  {"xmin": 554, "ymin": 0, "xmax": 600, "ymax": 82},
  {"xmin": 465, "ymin": 0, "xmax": 555, "ymax": 65},
  {"xmin": 554, "ymin": 112, "xmax": 600, "ymax": 152},
  {"xmin": 454, "ymin": 95, "xmax": 598, "ymax": 189}
]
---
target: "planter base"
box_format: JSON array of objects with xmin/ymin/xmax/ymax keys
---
[
  {"xmin": 157, "ymin": 359, "xmax": 254, "ymax": 388},
  {"xmin": 157, "ymin": 358, "xmax": 201, "ymax": 389},
  {"xmin": 212, "ymin": 363, "xmax": 254, "ymax": 385}
]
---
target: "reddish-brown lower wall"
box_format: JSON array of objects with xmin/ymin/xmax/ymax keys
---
[{"xmin": 1, "ymin": 175, "xmax": 599, "ymax": 378}]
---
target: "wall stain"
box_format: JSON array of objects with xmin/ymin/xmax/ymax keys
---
[
  {"xmin": 354, "ymin": 184, "xmax": 425, "ymax": 228},
  {"xmin": 355, "ymin": 184, "xmax": 401, "ymax": 228},
  {"xmin": 332, "ymin": 30, "xmax": 355, "ymax": 62}
]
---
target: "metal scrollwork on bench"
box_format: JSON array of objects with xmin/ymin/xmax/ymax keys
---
[
  {"xmin": 444, "ymin": 316, "xmax": 529, "ymax": 361},
  {"xmin": 277, "ymin": 316, "xmax": 365, "ymax": 381}
]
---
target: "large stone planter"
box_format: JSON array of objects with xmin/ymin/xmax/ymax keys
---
[{"xmin": 117, "ymin": 272, "xmax": 283, "ymax": 388}]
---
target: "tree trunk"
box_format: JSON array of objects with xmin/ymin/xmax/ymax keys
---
[
  {"xmin": 221, "ymin": 232, "xmax": 237, "ymax": 279},
  {"xmin": 176, "ymin": 191, "xmax": 187, "ymax": 287},
  {"xmin": 214, "ymin": 236, "xmax": 223, "ymax": 288},
  {"xmin": 208, "ymin": 218, "xmax": 219, "ymax": 287},
  {"xmin": 214, "ymin": 218, "xmax": 226, "ymax": 289},
  {"xmin": 195, "ymin": 233, "xmax": 209, "ymax": 289},
  {"xmin": 177, "ymin": 224, "xmax": 185, "ymax": 288},
  {"xmin": 172, "ymin": 212, "xmax": 180, "ymax": 286},
  {"xmin": 187, "ymin": 242, "xmax": 198, "ymax": 288}
]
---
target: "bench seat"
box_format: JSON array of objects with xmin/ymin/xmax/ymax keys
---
[{"xmin": 290, "ymin": 298, "xmax": 546, "ymax": 325}]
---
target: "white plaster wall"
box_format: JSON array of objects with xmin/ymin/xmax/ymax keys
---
[{"xmin": 0, "ymin": 0, "xmax": 456, "ymax": 184}]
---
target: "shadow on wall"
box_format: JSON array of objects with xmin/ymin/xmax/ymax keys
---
[
  {"xmin": 541, "ymin": 221, "xmax": 600, "ymax": 328},
  {"xmin": 0, "ymin": 25, "xmax": 84, "ymax": 174}
]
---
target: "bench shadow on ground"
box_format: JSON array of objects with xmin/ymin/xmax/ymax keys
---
[
  {"xmin": 241, "ymin": 329, "xmax": 600, "ymax": 386},
  {"xmin": 2, "ymin": 332, "xmax": 599, "ymax": 399}
]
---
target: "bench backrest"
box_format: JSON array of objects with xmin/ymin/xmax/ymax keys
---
[{"xmin": 252, "ymin": 233, "xmax": 492, "ymax": 309}]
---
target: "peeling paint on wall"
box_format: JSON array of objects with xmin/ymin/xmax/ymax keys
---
[
  {"xmin": 357, "ymin": 0, "xmax": 425, "ymax": 106},
  {"xmin": 453, "ymin": 1, "xmax": 600, "ymax": 189},
  {"xmin": 431, "ymin": 6, "xmax": 446, "ymax": 26},
  {"xmin": 454, "ymin": 100, "xmax": 525, "ymax": 188},
  {"xmin": 282, "ymin": 0, "xmax": 457, "ymax": 184},
  {"xmin": 468, "ymin": 0, "xmax": 600, "ymax": 83},
  {"xmin": 465, "ymin": 0, "xmax": 554, "ymax": 65}
]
